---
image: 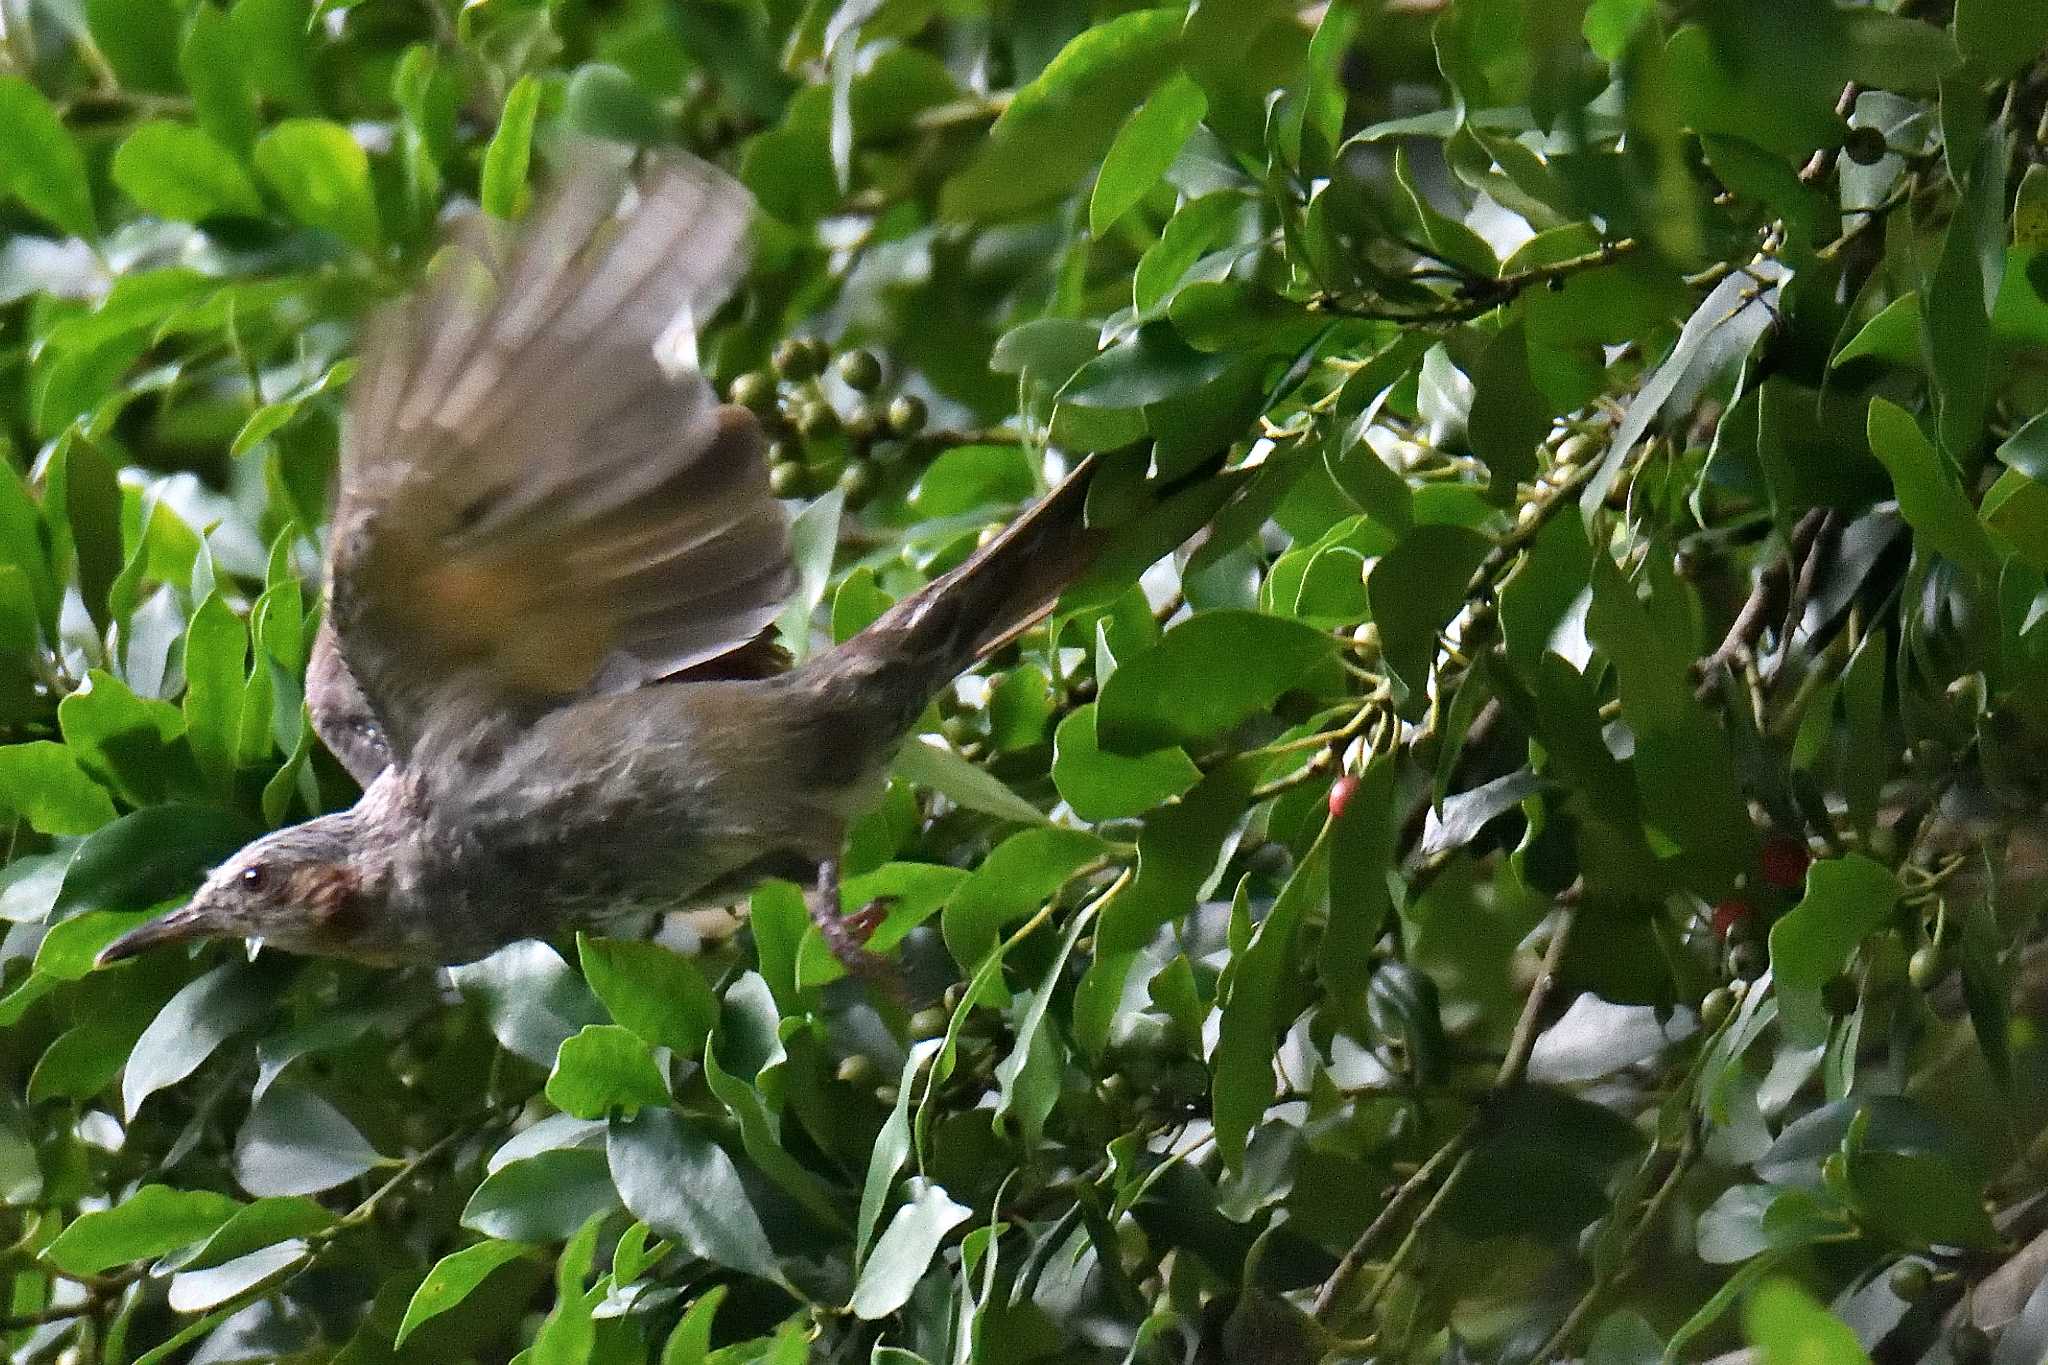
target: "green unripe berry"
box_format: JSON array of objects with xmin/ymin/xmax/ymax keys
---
[
  {"xmin": 886, "ymin": 394, "xmax": 927, "ymax": 438},
  {"xmin": 835, "ymin": 1053, "xmax": 878, "ymax": 1087},
  {"xmin": 796, "ymin": 400, "xmax": 840, "ymax": 439},
  {"xmin": 838, "ymin": 459, "xmax": 879, "ymax": 503},
  {"xmin": 977, "ymin": 522, "xmax": 1003, "ymax": 549},
  {"xmin": 1951, "ymin": 1323, "xmax": 1992, "ymax": 1363},
  {"xmin": 847, "ymin": 401, "xmax": 887, "ymax": 443},
  {"xmin": 837, "ymin": 348, "xmax": 884, "ymax": 392},
  {"xmin": 873, "ymin": 1084, "xmax": 899, "ymax": 1106},
  {"xmin": 1889, "ymin": 1260, "xmax": 1932, "ymax": 1301},
  {"xmin": 1843, "ymin": 126, "xmax": 1889, "ymax": 166},
  {"xmin": 1699, "ymin": 986, "xmax": 1735, "ymax": 1029},
  {"xmin": 768, "ymin": 461, "xmax": 806, "ymax": 498},
  {"xmin": 908, "ymin": 1006, "xmax": 948, "ymax": 1040},
  {"xmin": 773, "ymin": 337, "xmax": 824, "ymax": 381},
  {"xmin": 801, "ymin": 337, "xmax": 832, "ymax": 374},
  {"xmin": 1909, "ymin": 942, "xmax": 1949, "ymax": 989},
  {"xmin": 728, "ymin": 371, "xmax": 777, "ymax": 412}
]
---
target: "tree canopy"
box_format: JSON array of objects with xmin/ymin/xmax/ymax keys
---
[{"xmin": 0, "ymin": 0, "xmax": 2046, "ymax": 1362}]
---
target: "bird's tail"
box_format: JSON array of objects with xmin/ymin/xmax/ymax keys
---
[{"xmin": 812, "ymin": 455, "xmax": 1103, "ymax": 734}]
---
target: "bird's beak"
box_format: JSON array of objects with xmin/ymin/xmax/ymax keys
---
[{"xmin": 95, "ymin": 908, "xmax": 216, "ymax": 966}]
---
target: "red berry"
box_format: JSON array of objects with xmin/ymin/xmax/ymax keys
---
[
  {"xmin": 1328, "ymin": 774, "xmax": 1360, "ymax": 819},
  {"xmin": 1712, "ymin": 898, "xmax": 1754, "ymax": 941},
  {"xmin": 1760, "ymin": 836, "xmax": 1811, "ymax": 890}
]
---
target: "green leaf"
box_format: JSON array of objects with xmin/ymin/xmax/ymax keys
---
[
  {"xmin": 1846, "ymin": 1148, "xmax": 2000, "ymax": 1251},
  {"xmin": 1325, "ymin": 756, "xmax": 1398, "ymax": 986},
  {"xmin": 397, "ymin": 1242, "xmax": 534, "ymax": 1347},
  {"xmin": 890, "ymin": 738, "xmax": 1047, "ymax": 825},
  {"xmin": 114, "ymin": 122, "xmax": 266, "ymax": 224},
  {"xmin": 0, "ymin": 742, "xmax": 115, "ymax": 836},
  {"xmin": 1367, "ymin": 525, "xmax": 1493, "ymax": 716},
  {"xmin": 992, "ymin": 906, "xmax": 1090, "ymax": 1148},
  {"xmin": 56, "ymin": 804, "xmax": 256, "ymax": 919},
  {"xmin": 1468, "ymin": 319, "xmax": 1552, "ymax": 503},
  {"xmin": 231, "ymin": 0, "xmax": 319, "ymax": 113},
  {"xmin": 85, "ymin": 0, "xmax": 183, "ymax": 94},
  {"xmin": 849, "ymin": 1178, "xmax": 971, "ymax": 1319},
  {"xmin": 1767, "ymin": 855, "xmax": 1903, "ymax": 990},
  {"xmin": 185, "ymin": 1196, "xmax": 336, "ymax": 1270},
  {"xmin": 608, "ymin": 1107, "xmax": 782, "ymax": 1283},
  {"xmin": 233, "ymin": 1083, "xmax": 385, "ymax": 1196},
  {"xmin": 253, "ymin": 119, "xmax": 381, "ymax": 251},
  {"xmin": 942, "ymin": 825, "xmax": 1107, "ymax": 973},
  {"xmin": 546, "ymin": 1024, "xmax": 670, "ymax": 1119},
  {"xmin": 0, "ymin": 77, "xmax": 96, "ymax": 238},
  {"xmin": 45, "ymin": 1186, "xmax": 242, "ymax": 1276},
  {"xmin": 166, "ymin": 1242, "xmax": 310, "ymax": 1313},
  {"xmin": 1832, "ymin": 293, "xmax": 1922, "ymax": 370},
  {"xmin": 659, "ymin": 1287, "xmax": 727, "ymax": 1365},
  {"xmin": 482, "ymin": 75, "xmax": 545, "ymax": 220},
  {"xmin": 182, "ymin": 4, "xmax": 258, "ymax": 157},
  {"xmin": 1096, "ymin": 611, "xmax": 1334, "ymax": 754},
  {"xmin": 1865, "ymin": 397, "xmax": 2000, "ymax": 580},
  {"xmin": 576, "ymin": 935, "xmax": 719, "ymax": 1060},
  {"xmin": 183, "ymin": 593, "xmax": 248, "ymax": 794},
  {"xmin": 449, "ymin": 941, "xmax": 607, "ymax": 1067},
  {"xmin": 701, "ymin": 1044, "xmax": 849, "ymax": 1230},
  {"xmin": 463, "ymin": 1148, "xmax": 621, "ymax": 1243},
  {"xmin": 1051, "ymin": 703, "xmax": 1200, "ymax": 822},
  {"xmin": 1955, "ymin": 0, "xmax": 2048, "ymax": 80},
  {"xmin": 562, "ymin": 63, "xmax": 667, "ymax": 145},
  {"xmin": 943, "ymin": 8, "xmax": 1186, "ymax": 220},
  {"xmin": 1998, "ymin": 410, "xmax": 2048, "ymax": 486},
  {"xmin": 1214, "ymin": 834, "xmax": 1327, "ymax": 1168},
  {"xmin": 58, "ymin": 669, "xmax": 191, "ymax": 807},
  {"xmin": 910, "ymin": 444, "xmax": 1037, "ymax": 518},
  {"xmin": 1742, "ymin": 1280, "xmax": 1871, "ymax": 1365},
  {"xmin": 1076, "ymin": 756, "xmax": 1258, "ymax": 1053},
  {"xmin": 1090, "ymin": 72, "xmax": 1207, "ymax": 238}
]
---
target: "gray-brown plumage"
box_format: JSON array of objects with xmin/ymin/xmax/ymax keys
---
[{"xmin": 96, "ymin": 151, "xmax": 1111, "ymax": 973}]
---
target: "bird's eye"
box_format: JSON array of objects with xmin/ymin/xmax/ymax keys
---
[{"xmin": 239, "ymin": 865, "xmax": 267, "ymax": 892}]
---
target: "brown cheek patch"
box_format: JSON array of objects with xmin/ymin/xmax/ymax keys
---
[{"xmin": 288, "ymin": 865, "xmax": 362, "ymax": 926}]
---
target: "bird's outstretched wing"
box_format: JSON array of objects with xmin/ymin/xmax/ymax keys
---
[{"xmin": 324, "ymin": 150, "xmax": 793, "ymax": 767}]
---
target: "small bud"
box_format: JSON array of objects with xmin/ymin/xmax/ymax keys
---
[
  {"xmin": 873, "ymin": 1084, "xmax": 898, "ymax": 1106},
  {"xmin": 838, "ymin": 459, "xmax": 879, "ymax": 504},
  {"xmin": 977, "ymin": 522, "xmax": 1003, "ymax": 549},
  {"xmin": 728, "ymin": 371, "xmax": 777, "ymax": 412},
  {"xmin": 1909, "ymin": 942, "xmax": 1949, "ymax": 989},
  {"xmin": 796, "ymin": 399, "xmax": 841, "ymax": 439},
  {"xmin": 837, "ymin": 348, "xmax": 884, "ymax": 392},
  {"xmin": 773, "ymin": 338, "xmax": 823, "ymax": 381},
  {"xmin": 886, "ymin": 394, "xmax": 927, "ymax": 438},
  {"xmin": 846, "ymin": 401, "xmax": 887, "ymax": 443}
]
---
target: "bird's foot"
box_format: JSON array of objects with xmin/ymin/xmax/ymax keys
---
[{"xmin": 809, "ymin": 862, "xmax": 908, "ymax": 1005}]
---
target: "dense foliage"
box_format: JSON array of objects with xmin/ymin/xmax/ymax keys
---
[{"xmin": 1, "ymin": 0, "xmax": 2046, "ymax": 1361}]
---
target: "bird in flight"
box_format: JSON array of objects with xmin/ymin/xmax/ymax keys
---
[{"xmin": 96, "ymin": 150, "xmax": 1118, "ymax": 983}]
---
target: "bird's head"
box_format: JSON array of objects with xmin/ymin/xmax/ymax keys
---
[{"xmin": 96, "ymin": 814, "xmax": 403, "ymax": 967}]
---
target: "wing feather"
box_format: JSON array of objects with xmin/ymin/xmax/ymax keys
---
[{"xmin": 325, "ymin": 151, "xmax": 792, "ymax": 767}]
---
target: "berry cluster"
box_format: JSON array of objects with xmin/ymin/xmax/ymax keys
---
[{"xmin": 728, "ymin": 339, "xmax": 928, "ymax": 505}]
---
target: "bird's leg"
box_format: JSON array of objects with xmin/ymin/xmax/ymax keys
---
[{"xmin": 809, "ymin": 859, "xmax": 906, "ymax": 1002}]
